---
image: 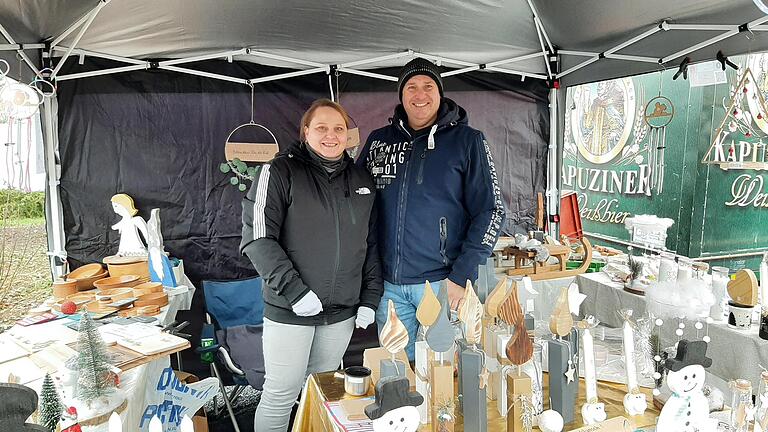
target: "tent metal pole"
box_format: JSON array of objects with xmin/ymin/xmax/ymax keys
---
[
  {"xmin": 605, "ymin": 54, "xmax": 660, "ymax": 63},
  {"xmin": 558, "ymin": 56, "xmax": 600, "ymax": 78},
  {"xmin": 487, "ymin": 52, "xmax": 544, "ymax": 66},
  {"xmin": 485, "ymin": 66, "xmax": 547, "ymax": 80},
  {"xmin": 752, "ymin": 25, "xmax": 768, "ymax": 31},
  {"xmin": 161, "ymin": 65, "xmax": 250, "ymax": 85},
  {"xmin": 606, "ymin": 23, "xmax": 664, "ymax": 55},
  {"xmin": 534, "ymin": 17, "xmax": 555, "ymax": 53},
  {"xmin": 52, "ymin": 46, "xmax": 146, "ymax": 65},
  {"xmin": 337, "ymin": 67, "xmax": 398, "ymax": 82},
  {"xmin": 0, "ymin": 23, "xmax": 40, "ymax": 76},
  {"xmin": 327, "ymin": 74, "xmax": 335, "ymax": 102},
  {"xmin": 413, "ymin": 52, "xmax": 476, "ymax": 67},
  {"xmin": 158, "ymin": 49, "xmax": 248, "ymax": 67},
  {"xmin": 248, "ymin": 66, "xmax": 329, "ymax": 84},
  {"xmin": 559, "ymin": 50, "xmax": 597, "ymax": 57},
  {"xmin": 661, "ymin": 30, "xmax": 741, "ymax": 64},
  {"xmin": 41, "ymin": 96, "xmax": 66, "ymax": 278},
  {"xmin": 666, "ymin": 24, "xmax": 737, "ymax": 31},
  {"xmin": 340, "ymin": 50, "xmax": 412, "ymax": 68},
  {"xmin": 441, "ymin": 66, "xmax": 480, "ymax": 77},
  {"xmin": 245, "ymin": 50, "xmax": 326, "ymax": 68},
  {"xmin": 547, "ymin": 86, "xmax": 559, "ymax": 239},
  {"xmin": 0, "ymin": 44, "xmax": 45, "ymax": 51},
  {"xmin": 50, "ymin": 0, "xmax": 111, "ymax": 48},
  {"xmin": 57, "ymin": 64, "xmax": 149, "ymax": 81},
  {"xmin": 51, "ymin": 1, "xmax": 108, "ymax": 79},
  {"xmin": 661, "ymin": 15, "xmax": 768, "ymax": 63},
  {"xmin": 558, "ymin": 23, "xmax": 663, "ymax": 78},
  {"xmin": 533, "ymin": 17, "xmax": 552, "ymax": 78},
  {"xmin": 526, "ymin": 0, "xmax": 555, "ymax": 53}
]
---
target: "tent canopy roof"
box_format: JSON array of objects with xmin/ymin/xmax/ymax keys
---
[{"xmin": 2, "ymin": 0, "xmax": 768, "ymax": 85}]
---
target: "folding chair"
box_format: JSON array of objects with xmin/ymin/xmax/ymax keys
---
[{"xmin": 197, "ymin": 277, "xmax": 265, "ymax": 432}]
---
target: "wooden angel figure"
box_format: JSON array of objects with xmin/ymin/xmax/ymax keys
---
[{"xmin": 110, "ymin": 193, "xmax": 148, "ymax": 256}]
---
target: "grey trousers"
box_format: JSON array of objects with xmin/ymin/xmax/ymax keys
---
[{"xmin": 254, "ymin": 316, "xmax": 355, "ymax": 432}]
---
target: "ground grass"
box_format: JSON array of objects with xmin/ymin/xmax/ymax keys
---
[{"xmin": 0, "ymin": 220, "xmax": 51, "ymax": 330}]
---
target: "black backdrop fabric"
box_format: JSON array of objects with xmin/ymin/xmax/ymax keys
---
[{"xmin": 56, "ymin": 58, "xmax": 548, "ymax": 377}]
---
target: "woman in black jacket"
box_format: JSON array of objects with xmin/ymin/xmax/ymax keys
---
[{"xmin": 240, "ymin": 99, "xmax": 382, "ymax": 432}]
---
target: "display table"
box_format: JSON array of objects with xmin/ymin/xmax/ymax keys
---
[
  {"xmin": 577, "ymin": 272, "xmax": 768, "ymax": 388},
  {"xmin": 293, "ymin": 370, "xmax": 659, "ymax": 431}
]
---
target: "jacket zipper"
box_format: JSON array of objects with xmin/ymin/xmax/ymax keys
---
[
  {"xmin": 393, "ymin": 120, "xmax": 413, "ymax": 283},
  {"xmin": 416, "ymin": 149, "xmax": 426, "ymax": 185},
  {"xmin": 439, "ymin": 217, "xmax": 448, "ymax": 265},
  {"xmin": 328, "ymin": 178, "xmax": 341, "ymax": 325},
  {"xmin": 347, "ymin": 198, "xmax": 357, "ymax": 225}
]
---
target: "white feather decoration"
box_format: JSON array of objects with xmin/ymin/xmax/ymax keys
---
[{"xmin": 646, "ymin": 279, "xmax": 714, "ymax": 320}]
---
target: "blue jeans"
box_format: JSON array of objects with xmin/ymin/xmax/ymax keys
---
[{"xmin": 376, "ymin": 280, "xmax": 443, "ymax": 361}]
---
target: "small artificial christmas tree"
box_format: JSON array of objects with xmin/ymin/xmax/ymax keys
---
[
  {"xmin": 39, "ymin": 373, "xmax": 63, "ymax": 431},
  {"xmin": 75, "ymin": 311, "xmax": 114, "ymax": 405}
]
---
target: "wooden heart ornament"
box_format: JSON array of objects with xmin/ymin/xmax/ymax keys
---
[{"xmin": 727, "ymin": 269, "xmax": 758, "ymax": 307}]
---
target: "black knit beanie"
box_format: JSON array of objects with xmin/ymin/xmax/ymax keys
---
[{"xmin": 397, "ymin": 57, "xmax": 444, "ymax": 101}]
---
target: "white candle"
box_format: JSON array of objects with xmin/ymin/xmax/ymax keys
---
[
  {"xmin": 583, "ymin": 327, "xmax": 598, "ymax": 401},
  {"xmin": 623, "ymin": 321, "xmax": 638, "ymax": 391}
]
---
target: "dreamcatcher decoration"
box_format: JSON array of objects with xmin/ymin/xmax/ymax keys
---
[
  {"xmin": 0, "ymin": 59, "xmax": 56, "ymax": 191},
  {"xmin": 219, "ymin": 84, "xmax": 279, "ymax": 191},
  {"xmin": 643, "ymin": 95, "xmax": 674, "ymax": 194}
]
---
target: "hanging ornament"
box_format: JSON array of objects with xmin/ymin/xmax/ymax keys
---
[{"xmin": 643, "ymin": 96, "xmax": 674, "ymax": 194}]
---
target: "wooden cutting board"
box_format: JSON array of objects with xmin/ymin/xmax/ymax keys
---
[{"xmin": 728, "ymin": 269, "xmax": 758, "ymax": 307}]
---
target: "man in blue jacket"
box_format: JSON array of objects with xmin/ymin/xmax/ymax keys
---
[{"xmin": 357, "ymin": 57, "xmax": 506, "ymax": 360}]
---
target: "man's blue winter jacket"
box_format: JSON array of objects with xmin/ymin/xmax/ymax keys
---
[{"xmin": 357, "ymin": 98, "xmax": 506, "ymax": 286}]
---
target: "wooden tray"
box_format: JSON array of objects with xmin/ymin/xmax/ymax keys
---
[
  {"xmin": 93, "ymin": 275, "xmax": 141, "ymax": 290},
  {"xmin": 134, "ymin": 292, "xmax": 168, "ymax": 308}
]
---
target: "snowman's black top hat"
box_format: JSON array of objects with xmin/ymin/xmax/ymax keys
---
[
  {"xmin": 0, "ymin": 383, "xmax": 48, "ymax": 431},
  {"xmin": 665, "ymin": 339, "xmax": 712, "ymax": 372},
  {"xmin": 365, "ymin": 376, "xmax": 424, "ymax": 420}
]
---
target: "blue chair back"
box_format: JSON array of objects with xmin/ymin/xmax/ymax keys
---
[{"xmin": 202, "ymin": 277, "xmax": 264, "ymax": 329}]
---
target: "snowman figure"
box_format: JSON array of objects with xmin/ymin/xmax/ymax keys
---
[
  {"xmin": 365, "ymin": 376, "xmax": 424, "ymax": 432},
  {"xmin": 657, "ymin": 340, "xmax": 717, "ymax": 432}
]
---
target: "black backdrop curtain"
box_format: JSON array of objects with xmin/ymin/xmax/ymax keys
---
[{"xmin": 57, "ymin": 58, "xmax": 549, "ymax": 377}]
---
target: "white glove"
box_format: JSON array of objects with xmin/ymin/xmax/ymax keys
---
[
  {"xmin": 355, "ymin": 306, "xmax": 376, "ymax": 329},
  {"xmin": 292, "ymin": 290, "xmax": 323, "ymax": 316}
]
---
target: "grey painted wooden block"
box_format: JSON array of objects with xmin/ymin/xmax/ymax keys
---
[
  {"xmin": 548, "ymin": 330, "xmax": 579, "ymax": 424},
  {"xmin": 460, "ymin": 345, "xmax": 487, "ymax": 432},
  {"xmin": 380, "ymin": 358, "xmax": 408, "ymax": 380}
]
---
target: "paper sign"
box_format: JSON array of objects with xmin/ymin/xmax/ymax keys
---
[
  {"xmin": 224, "ymin": 142, "xmax": 279, "ymax": 162},
  {"xmin": 690, "ymin": 60, "xmax": 727, "ymax": 88}
]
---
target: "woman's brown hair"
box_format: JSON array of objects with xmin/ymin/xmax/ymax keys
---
[{"xmin": 299, "ymin": 99, "xmax": 352, "ymax": 141}]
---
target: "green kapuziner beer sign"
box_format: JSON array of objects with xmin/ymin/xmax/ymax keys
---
[{"xmin": 563, "ymin": 56, "xmax": 768, "ymax": 270}]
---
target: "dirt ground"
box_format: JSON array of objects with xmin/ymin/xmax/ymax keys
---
[{"xmin": 0, "ymin": 222, "xmax": 51, "ymax": 330}]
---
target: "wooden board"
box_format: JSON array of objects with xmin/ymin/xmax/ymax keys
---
[
  {"xmin": 506, "ymin": 372, "xmax": 532, "ymax": 432},
  {"xmin": 728, "ymin": 269, "xmax": 759, "ymax": 307},
  {"xmin": 550, "ymin": 286, "xmax": 574, "ymax": 337},
  {"xmin": 484, "ymin": 276, "xmax": 508, "ymax": 318},
  {"xmin": 416, "ymin": 280, "xmax": 441, "ymax": 326},
  {"xmin": 429, "ymin": 361, "xmax": 454, "ymax": 432}
]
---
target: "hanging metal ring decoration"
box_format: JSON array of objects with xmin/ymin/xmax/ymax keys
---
[
  {"xmin": 221, "ymin": 83, "xmax": 279, "ymax": 189},
  {"xmin": 223, "ymin": 121, "xmax": 279, "ymax": 181}
]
